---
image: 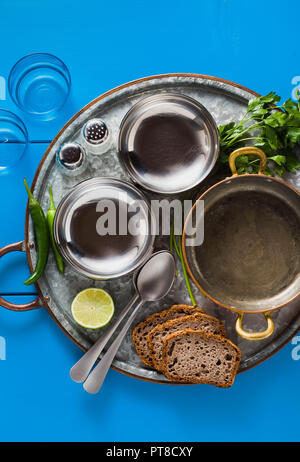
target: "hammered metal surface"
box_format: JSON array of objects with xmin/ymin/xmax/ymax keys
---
[{"xmin": 27, "ymin": 75, "xmax": 300, "ymax": 382}]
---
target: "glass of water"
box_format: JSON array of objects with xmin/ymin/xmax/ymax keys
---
[
  {"xmin": 8, "ymin": 53, "xmax": 71, "ymax": 120},
  {"xmin": 0, "ymin": 110, "xmax": 28, "ymax": 170}
]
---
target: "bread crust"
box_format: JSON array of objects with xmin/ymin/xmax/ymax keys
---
[
  {"xmin": 132, "ymin": 305, "xmax": 205, "ymax": 367},
  {"xmin": 161, "ymin": 329, "xmax": 241, "ymax": 388},
  {"xmin": 147, "ymin": 313, "xmax": 226, "ymax": 371}
]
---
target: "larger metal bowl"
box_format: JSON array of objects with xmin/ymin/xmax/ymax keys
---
[
  {"xmin": 53, "ymin": 178, "xmax": 156, "ymax": 279},
  {"xmin": 118, "ymin": 93, "xmax": 219, "ymax": 194}
]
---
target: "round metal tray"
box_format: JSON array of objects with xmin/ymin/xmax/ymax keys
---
[{"xmin": 21, "ymin": 74, "xmax": 300, "ymax": 383}]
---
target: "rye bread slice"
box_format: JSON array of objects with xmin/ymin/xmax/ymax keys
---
[
  {"xmin": 132, "ymin": 305, "xmax": 205, "ymax": 367},
  {"xmin": 162, "ymin": 329, "xmax": 241, "ymax": 387},
  {"xmin": 148, "ymin": 313, "xmax": 226, "ymax": 371}
]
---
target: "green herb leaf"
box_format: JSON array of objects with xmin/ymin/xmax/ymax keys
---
[
  {"xmin": 247, "ymin": 92, "xmax": 280, "ymax": 113},
  {"xmin": 287, "ymin": 128, "xmax": 300, "ymax": 144},
  {"xmin": 218, "ymin": 122, "xmax": 235, "ymax": 136},
  {"xmin": 264, "ymin": 111, "xmax": 286, "ymax": 128},
  {"xmin": 286, "ymin": 156, "xmax": 300, "ymax": 172},
  {"xmin": 218, "ymin": 91, "xmax": 300, "ymax": 178},
  {"xmin": 268, "ymin": 155, "xmax": 286, "ymax": 166}
]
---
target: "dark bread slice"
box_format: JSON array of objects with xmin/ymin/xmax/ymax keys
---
[
  {"xmin": 132, "ymin": 305, "xmax": 205, "ymax": 367},
  {"xmin": 148, "ymin": 313, "xmax": 226, "ymax": 371},
  {"xmin": 161, "ymin": 329, "xmax": 241, "ymax": 387}
]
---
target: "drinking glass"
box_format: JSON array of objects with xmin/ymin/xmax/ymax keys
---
[
  {"xmin": 0, "ymin": 110, "xmax": 28, "ymax": 170},
  {"xmin": 8, "ymin": 53, "xmax": 71, "ymax": 120}
]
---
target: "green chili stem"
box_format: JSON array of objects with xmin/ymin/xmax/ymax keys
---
[
  {"xmin": 24, "ymin": 178, "xmax": 35, "ymax": 203},
  {"xmin": 172, "ymin": 229, "xmax": 180, "ymax": 256},
  {"xmin": 172, "ymin": 231, "xmax": 196, "ymax": 306},
  {"xmin": 169, "ymin": 220, "xmax": 178, "ymax": 276},
  {"xmin": 49, "ymin": 186, "xmax": 55, "ymax": 210}
]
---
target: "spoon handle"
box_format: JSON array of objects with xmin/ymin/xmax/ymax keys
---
[
  {"xmin": 70, "ymin": 293, "xmax": 140, "ymax": 383},
  {"xmin": 83, "ymin": 299, "xmax": 144, "ymax": 394}
]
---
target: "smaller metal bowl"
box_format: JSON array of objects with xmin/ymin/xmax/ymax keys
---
[
  {"xmin": 53, "ymin": 178, "xmax": 156, "ymax": 280},
  {"xmin": 118, "ymin": 93, "xmax": 219, "ymax": 194}
]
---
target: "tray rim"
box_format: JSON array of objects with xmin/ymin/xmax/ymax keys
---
[{"xmin": 24, "ymin": 72, "xmax": 299, "ymax": 384}]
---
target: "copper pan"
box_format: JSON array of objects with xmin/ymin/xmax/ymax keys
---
[{"xmin": 183, "ymin": 147, "xmax": 300, "ymax": 340}]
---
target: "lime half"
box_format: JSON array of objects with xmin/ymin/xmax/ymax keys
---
[{"xmin": 71, "ymin": 288, "xmax": 114, "ymax": 329}]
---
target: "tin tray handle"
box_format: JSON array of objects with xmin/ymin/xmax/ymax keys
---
[
  {"xmin": 236, "ymin": 312, "xmax": 274, "ymax": 340},
  {"xmin": 229, "ymin": 147, "xmax": 267, "ymax": 176},
  {"xmin": 0, "ymin": 241, "xmax": 42, "ymax": 311}
]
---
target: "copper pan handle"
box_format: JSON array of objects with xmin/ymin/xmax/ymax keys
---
[
  {"xmin": 0, "ymin": 241, "xmax": 42, "ymax": 311},
  {"xmin": 236, "ymin": 312, "xmax": 274, "ymax": 340},
  {"xmin": 229, "ymin": 147, "xmax": 267, "ymax": 176}
]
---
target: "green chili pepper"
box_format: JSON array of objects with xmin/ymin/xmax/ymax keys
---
[
  {"xmin": 47, "ymin": 186, "xmax": 64, "ymax": 274},
  {"xmin": 24, "ymin": 178, "xmax": 50, "ymax": 285}
]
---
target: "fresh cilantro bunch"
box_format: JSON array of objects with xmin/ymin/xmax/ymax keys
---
[{"xmin": 218, "ymin": 91, "xmax": 300, "ymax": 176}]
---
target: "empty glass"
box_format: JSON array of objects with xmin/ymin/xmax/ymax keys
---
[
  {"xmin": 8, "ymin": 53, "xmax": 71, "ymax": 120},
  {"xmin": 0, "ymin": 110, "xmax": 28, "ymax": 170}
]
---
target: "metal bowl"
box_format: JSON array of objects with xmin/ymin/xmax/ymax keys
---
[
  {"xmin": 53, "ymin": 178, "xmax": 156, "ymax": 279},
  {"xmin": 118, "ymin": 93, "xmax": 219, "ymax": 194}
]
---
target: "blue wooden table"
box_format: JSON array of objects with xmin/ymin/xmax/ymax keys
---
[{"xmin": 0, "ymin": 0, "xmax": 299, "ymax": 442}]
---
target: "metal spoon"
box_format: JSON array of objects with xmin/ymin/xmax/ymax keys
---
[
  {"xmin": 70, "ymin": 251, "xmax": 175, "ymax": 384},
  {"xmin": 83, "ymin": 250, "xmax": 175, "ymax": 394}
]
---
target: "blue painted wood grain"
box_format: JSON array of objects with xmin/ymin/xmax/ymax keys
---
[{"xmin": 0, "ymin": 0, "xmax": 299, "ymax": 443}]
